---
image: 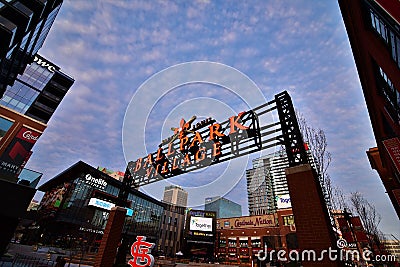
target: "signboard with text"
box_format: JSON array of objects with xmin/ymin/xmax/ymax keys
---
[
  {"xmin": 217, "ymin": 214, "xmax": 275, "ymax": 229},
  {"xmin": 276, "ymin": 194, "xmax": 292, "ymax": 209},
  {"xmin": 189, "ymin": 216, "xmax": 213, "ymax": 232},
  {"xmin": 127, "ymin": 111, "xmax": 262, "ymax": 187},
  {"xmin": 0, "ymin": 127, "xmax": 41, "ymax": 177}
]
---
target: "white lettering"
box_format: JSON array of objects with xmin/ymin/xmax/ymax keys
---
[
  {"xmin": 84, "ymin": 174, "xmax": 107, "ymax": 188},
  {"xmin": 33, "ymin": 56, "xmax": 57, "ymax": 73},
  {"xmin": 22, "ymin": 131, "xmax": 39, "ymax": 141}
]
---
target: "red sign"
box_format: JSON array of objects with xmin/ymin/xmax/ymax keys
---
[
  {"xmin": 128, "ymin": 236, "xmax": 155, "ymax": 267},
  {"xmin": 16, "ymin": 127, "xmax": 40, "ymax": 144},
  {"xmin": 0, "ymin": 127, "xmax": 41, "ymax": 177},
  {"xmin": 383, "ymin": 138, "xmax": 400, "ymax": 173}
]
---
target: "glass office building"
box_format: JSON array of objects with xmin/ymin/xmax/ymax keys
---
[
  {"xmin": 35, "ymin": 161, "xmax": 165, "ymax": 252},
  {"xmin": 0, "ymin": 0, "xmax": 63, "ymax": 97},
  {"xmin": 0, "ymin": 54, "xmax": 73, "ymax": 123},
  {"xmin": 205, "ymin": 196, "xmax": 242, "ymax": 219}
]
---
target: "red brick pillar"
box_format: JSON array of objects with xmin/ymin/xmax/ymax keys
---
[
  {"xmin": 285, "ymin": 164, "xmax": 344, "ymax": 267},
  {"xmin": 94, "ymin": 206, "xmax": 126, "ymax": 267}
]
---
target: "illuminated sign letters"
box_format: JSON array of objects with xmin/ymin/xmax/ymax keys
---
[
  {"xmin": 190, "ymin": 217, "xmax": 213, "ymax": 232},
  {"xmin": 128, "ymin": 110, "xmax": 261, "ymax": 186},
  {"xmin": 33, "ymin": 55, "xmax": 59, "ymax": 73},
  {"xmin": 85, "ymin": 174, "xmax": 107, "ymax": 189},
  {"xmin": 88, "ymin": 198, "xmax": 115, "ymax": 210}
]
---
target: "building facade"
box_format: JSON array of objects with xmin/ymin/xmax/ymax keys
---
[
  {"xmin": 158, "ymin": 204, "xmax": 186, "ymax": 257},
  {"xmin": 215, "ymin": 209, "xmax": 296, "ymax": 265},
  {"xmin": 163, "ymin": 185, "xmax": 188, "ymax": 207},
  {"xmin": 382, "ymin": 237, "xmax": 400, "ymax": 262},
  {"xmin": 0, "ymin": 54, "xmax": 74, "ymax": 123},
  {"xmin": 247, "ymin": 146, "xmax": 329, "ymax": 215},
  {"xmin": 205, "ymin": 196, "xmax": 242, "ymax": 219},
  {"xmin": 33, "ymin": 161, "xmax": 164, "ymax": 255},
  {"xmin": 0, "ymin": 0, "xmax": 63, "ymax": 97},
  {"xmin": 339, "ymin": 0, "xmax": 400, "ymax": 218},
  {"xmin": 246, "ymin": 155, "xmax": 276, "ymax": 215},
  {"xmin": 0, "ymin": 53, "xmax": 73, "ymax": 255}
]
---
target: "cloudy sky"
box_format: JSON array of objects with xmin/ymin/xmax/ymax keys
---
[{"xmin": 27, "ymin": 1, "xmax": 399, "ymax": 237}]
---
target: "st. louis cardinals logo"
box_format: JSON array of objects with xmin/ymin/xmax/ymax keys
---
[{"xmin": 128, "ymin": 236, "xmax": 155, "ymax": 267}]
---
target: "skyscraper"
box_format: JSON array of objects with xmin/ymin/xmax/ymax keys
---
[
  {"xmin": 0, "ymin": 54, "xmax": 73, "ymax": 255},
  {"xmin": 0, "ymin": 0, "xmax": 64, "ymax": 97},
  {"xmin": 246, "ymin": 146, "xmax": 329, "ymax": 215},
  {"xmin": 204, "ymin": 196, "xmax": 242, "ymax": 219},
  {"xmin": 246, "ymin": 155, "xmax": 276, "ymax": 215},
  {"xmin": 163, "ymin": 185, "xmax": 188, "ymax": 207},
  {"xmin": 338, "ymin": 0, "xmax": 400, "ymax": 218},
  {"xmin": 1, "ymin": 54, "xmax": 74, "ymax": 123}
]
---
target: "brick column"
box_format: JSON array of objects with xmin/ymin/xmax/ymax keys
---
[
  {"xmin": 94, "ymin": 206, "xmax": 126, "ymax": 267},
  {"xmin": 285, "ymin": 164, "xmax": 344, "ymax": 267}
]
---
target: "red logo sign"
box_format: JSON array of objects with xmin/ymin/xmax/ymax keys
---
[
  {"xmin": 128, "ymin": 236, "xmax": 155, "ymax": 267},
  {"xmin": 16, "ymin": 127, "xmax": 41, "ymax": 144}
]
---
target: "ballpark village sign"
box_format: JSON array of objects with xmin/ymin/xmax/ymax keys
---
[{"xmin": 120, "ymin": 91, "xmax": 309, "ymax": 190}]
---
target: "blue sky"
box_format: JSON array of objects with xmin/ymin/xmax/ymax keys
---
[{"xmin": 27, "ymin": 1, "xmax": 399, "ymax": 237}]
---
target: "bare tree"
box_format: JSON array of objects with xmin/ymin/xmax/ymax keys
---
[
  {"xmin": 331, "ymin": 185, "xmax": 350, "ymax": 212},
  {"xmin": 349, "ymin": 191, "xmax": 382, "ymax": 251},
  {"xmin": 296, "ymin": 111, "xmax": 332, "ymax": 208}
]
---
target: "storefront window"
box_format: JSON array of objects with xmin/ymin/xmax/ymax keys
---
[
  {"xmin": 239, "ymin": 238, "xmax": 248, "ymax": 248},
  {"xmin": 251, "ymin": 237, "xmax": 261, "ymax": 248},
  {"xmin": 228, "ymin": 238, "xmax": 236, "ymax": 247}
]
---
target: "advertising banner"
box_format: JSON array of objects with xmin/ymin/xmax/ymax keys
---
[
  {"xmin": 0, "ymin": 127, "xmax": 41, "ymax": 177},
  {"xmin": 276, "ymin": 194, "xmax": 292, "ymax": 209},
  {"xmin": 189, "ymin": 216, "xmax": 213, "ymax": 232}
]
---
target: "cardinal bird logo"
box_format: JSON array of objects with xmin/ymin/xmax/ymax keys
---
[{"xmin": 169, "ymin": 115, "xmax": 196, "ymax": 143}]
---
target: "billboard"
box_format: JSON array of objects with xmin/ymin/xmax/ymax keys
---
[
  {"xmin": 39, "ymin": 182, "xmax": 71, "ymax": 214},
  {"xmin": 189, "ymin": 216, "xmax": 213, "ymax": 232},
  {"xmin": 276, "ymin": 194, "xmax": 292, "ymax": 209}
]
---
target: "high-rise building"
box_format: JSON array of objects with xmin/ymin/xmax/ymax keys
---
[
  {"xmin": 246, "ymin": 146, "xmax": 329, "ymax": 215},
  {"xmin": 338, "ymin": 0, "xmax": 400, "ymax": 217},
  {"xmin": 1, "ymin": 54, "xmax": 73, "ymax": 123},
  {"xmin": 246, "ymin": 152, "xmax": 282, "ymax": 215},
  {"xmin": 0, "ymin": 53, "xmax": 73, "ymax": 254},
  {"xmin": 204, "ymin": 196, "xmax": 242, "ymax": 219},
  {"xmin": 163, "ymin": 185, "xmax": 188, "ymax": 207},
  {"xmin": 158, "ymin": 204, "xmax": 186, "ymax": 257},
  {"xmin": 0, "ymin": 0, "xmax": 64, "ymax": 97}
]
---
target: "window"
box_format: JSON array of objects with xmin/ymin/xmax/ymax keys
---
[
  {"xmin": 283, "ymin": 215, "xmax": 295, "ymax": 226},
  {"xmin": 375, "ymin": 64, "xmax": 400, "ymax": 123},
  {"xmin": 367, "ymin": 2, "xmax": 400, "ymax": 69}
]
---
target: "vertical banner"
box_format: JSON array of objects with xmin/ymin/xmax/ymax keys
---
[{"xmin": 0, "ymin": 127, "xmax": 41, "ymax": 177}]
